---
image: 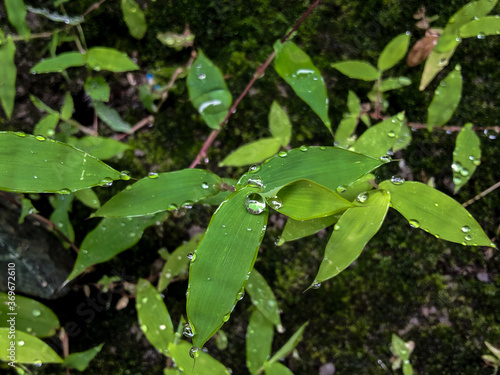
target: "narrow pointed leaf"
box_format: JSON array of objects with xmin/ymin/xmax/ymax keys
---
[
  {"xmin": 313, "ymin": 190, "xmax": 390, "ymax": 283},
  {"xmin": 136, "ymin": 279, "xmax": 174, "ymax": 354},
  {"xmin": 31, "ymin": 51, "xmax": 86, "ymax": 74},
  {"xmin": 352, "ymin": 113, "xmax": 410, "ymax": 158},
  {"xmin": 427, "ymin": 65, "xmax": 462, "ymax": 129},
  {"xmin": 331, "ymin": 60, "xmax": 380, "ymax": 81},
  {"xmin": 158, "ymin": 233, "xmax": 203, "ymax": 292},
  {"xmin": 0, "ymin": 329, "xmax": 63, "ymax": 363},
  {"xmin": 67, "ymin": 213, "xmax": 166, "ymax": 280},
  {"xmin": 34, "ymin": 113, "xmax": 60, "ymax": 138},
  {"xmin": 378, "ymin": 77, "xmax": 412, "ymax": 92},
  {"xmin": 73, "ymin": 136, "xmax": 130, "ymax": 160},
  {"xmin": 445, "ymin": 0, "xmax": 498, "ymax": 34},
  {"xmin": 50, "ymin": 193, "xmax": 75, "ymax": 244},
  {"xmin": 268, "ymin": 322, "xmax": 308, "ymax": 365},
  {"xmin": 265, "ymin": 362, "xmax": 294, "ymax": 375},
  {"xmin": 187, "ymin": 51, "xmax": 232, "ymax": 129},
  {"xmin": 187, "ymin": 188, "xmax": 268, "ymax": 348},
  {"xmin": 460, "ymin": 16, "xmax": 500, "ymax": 38},
  {"xmin": 19, "ymin": 197, "xmax": 38, "ymax": 223},
  {"xmin": 167, "ymin": 341, "xmax": 230, "ymax": 374},
  {"xmin": 337, "ymin": 173, "xmax": 376, "ymax": 202},
  {"xmin": 63, "ymin": 344, "xmax": 103, "ymax": 371},
  {"xmin": 0, "ymin": 38, "xmax": 16, "ymax": 119},
  {"xmin": 485, "ymin": 341, "xmax": 500, "ymax": 360},
  {"xmin": 274, "ymin": 41, "xmax": 330, "ymax": 129},
  {"xmin": 84, "ymin": 76, "xmax": 111, "ymax": 102},
  {"xmin": 0, "ymin": 132, "xmax": 122, "ymax": 193},
  {"xmin": 219, "ymin": 138, "xmax": 281, "ymax": 167},
  {"xmin": 30, "ymin": 95, "xmax": 58, "ymax": 115},
  {"xmin": 75, "ymin": 188, "xmax": 101, "ymax": 209},
  {"xmin": 0, "ymin": 293, "xmax": 59, "ymax": 337},
  {"xmin": 347, "ymin": 90, "xmax": 360, "ymax": 117},
  {"xmin": 246, "ymin": 269, "xmax": 281, "ymax": 327},
  {"xmin": 121, "ymin": 0, "xmax": 147, "ymax": 39},
  {"xmin": 379, "ymin": 180, "xmax": 492, "ymax": 246},
  {"xmin": 433, "ymin": 31, "xmax": 462, "ymax": 53},
  {"xmin": 280, "ymin": 215, "xmax": 340, "ymax": 244},
  {"xmin": 335, "ymin": 117, "xmax": 357, "ymax": 148},
  {"xmin": 269, "ymin": 101, "xmax": 292, "ymax": 147},
  {"xmin": 378, "ymin": 33, "xmax": 411, "ymax": 71},
  {"xmin": 60, "ymin": 92, "xmax": 74, "ymax": 120},
  {"xmin": 272, "ymin": 179, "xmax": 354, "ymax": 220},
  {"xmin": 419, "ymin": 47, "xmax": 457, "ymax": 90},
  {"xmin": 452, "ymin": 123, "xmax": 481, "ymax": 193},
  {"xmin": 236, "ymin": 146, "xmax": 383, "ymax": 198},
  {"xmin": 92, "ymin": 100, "xmax": 132, "ymax": 133},
  {"xmin": 5, "ymin": 0, "xmax": 30, "ymax": 38},
  {"xmin": 86, "ymin": 47, "xmax": 139, "ymax": 72},
  {"xmin": 96, "ymin": 169, "xmax": 222, "ymax": 217},
  {"xmin": 247, "ymin": 309, "xmax": 274, "ymax": 375}
]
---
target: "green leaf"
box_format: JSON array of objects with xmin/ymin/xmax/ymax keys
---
[
  {"xmin": 0, "ymin": 38, "xmax": 16, "ymax": 119},
  {"xmin": 50, "ymin": 193, "xmax": 75, "ymax": 244},
  {"xmin": 73, "ymin": 136, "xmax": 130, "ymax": 160},
  {"xmin": 331, "ymin": 60, "xmax": 380, "ymax": 81},
  {"xmin": 67, "ymin": 213, "xmax": 166, "ymax": 280},
  {"xmin": 187, "ymin": 187, "xmax": 268, "ymax": 348},
  {"xmin": 246, "ymin": 309, "xmax": 274, "ymax": 375},
  {"xmin": 60, "ymin": 92, "xmax": 74, "ymax": 120},
  {"xmin": 121, "ymin": 0, "xmax": 147, "ymax": 39},
  {"xmin": 313, "ymin": 190, "xmax": 390, "ymax": 284},
  {"xmin": 5, "ymin": 0, "xmax": 30, "ymax": 39},
  {"xmin": 273, "ymin": 41, "xmax": 330, "ymax": 130},
  {"xmin": 334, "ymin": 117, "xmax": 357, "ymax": 148},
  {"xmin": 347, "ymin": 90, "xmax": 360, "ymax": 117},
  {"xmin": 0, "ymin": 329, "xmax": 63, "ymax": 364},
  {"xmin": 264, "ymin": 362, "xmax": 294, "ymax": 375},
  {"xmin": 433, "ymin": 31, "xmax": 462, "ymax": 53},
  {"xmin": 34, "ymin": 113, "xmax": 60, "ymax": 138},
  {"xmin": 0, "ymin": 132, "xmax": 122, "ymax": 193},
  {"xmin": 19, "ymin": 197, "xmax": 38, "ymax": 223},
  {"xmin": 167, "ymin": 341, "xmax": 230, "ymax": 374},
  {"xmin": 379, "ymin": 180, "xmax": 492, "ymax": 246},
  {"xmin": 246, "ymin": 269, "xmax": 281, "ymax": 327},
  {"xmin": 378, "ymin": 33, "xmax": 411, "ymax": 71},
  {"xmin": 391, "ymin": 334, "xmax": 410, "ymax": 360},
  {"xmin": 86, "ymin": 47, "xmax": 139, "ymax": 72},
  {"xmin": 269, "ymin": 101, "xmax": 292, "ymax": 147},
  {"xmin": 63, "ymin": 344, "xmax": 103, "ymax": 371},
  {"xmin": 157, "ymin": 30, "xmax": 195, "ymax": 50},
  {"xmin": 427, "ymin": 65, "xmax": 462, "ymax": 129},
  {"xmin": 92, "ymin": 100, "xmax": 132, "ymax": 133},
  {"xmin": 158, "ymin": 233, "xmax": 203, "ymax": 292},
  {"xmin": 197, "ymin": 178, "xmax": 237, "ymax": 206},
  {"xmin": 378, "ymin": 77, "xmax": 412, "ymax": 92},
  {"xmin": 30, "ymin": 95, "xmax": 58, "ymax": 115},
  {"xmin": 31, "ymin": 51, "xmax": 86, "ymax": 74},
  {"xmin": 219, "ymin": 138, "xmax": 281, "ymax": 167},
  {"xmin": 96, "ymin": 169, "xmax": 222, "ymax": 217},
  {"xmin": 84, "ymin": 76, "xmax": 111, "ymax": 102},
  {"xmin": 445, "ymin": 0, "xmax": 498, "ymax": 34},
  {"xmin": 272, "ymin": 179, "xmax": 354, "ymax": 220},
  {"xmin": 337, "ymin": 173, "xmax": 377, "ymax": 202},
  {"xmin": 352, "ymin": 112, "xmax": 410, "ymax": 158},
  {"xmin": 419, "ymin": 47, "xmax": 457, "ymax": 91},
  {"xmin": 485, "ymin": 341, "xmax": 500, "ymax": 360},
  {"xmin": 267, "ymin": 322, "xmax": 308, "ymax": 365},
  {"xmin": 74, "ymin": 188, "xmax": 101, "ymax": 209},
  {"xmin": 459, "ymin": 16, "xmax": 500, "ymax": 38},
  {"xmin": 0, "ymin": 293, "xmax": 60, "ymax": 337},
  {"xmin": 280, "ymin": 215, "xmax": 340, "ymax": 245},
  {"xmin": 403, "ymin": 363, "xmax": 414, "ymax": 375},
  {"xmin": 236, "ymin": 146, "xmax": 383, "ymax": 198},
  {"xmin": 452, "ymin": 123, "xmax": 481, "ymax": 193},
  {"xmin": 136, "ymin": 279, "xmax": 174, "ymax": 354},
  {"xmin": 187, "ymin": 51, "xmax": 232, "ymax": 129}
]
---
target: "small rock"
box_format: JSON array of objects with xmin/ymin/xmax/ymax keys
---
[{"xmin": 319, "ymin": 362, "xmax": 335, "ymax": 375}]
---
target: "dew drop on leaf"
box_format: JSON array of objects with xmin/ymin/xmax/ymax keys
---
[
  {"xmin": 390, "ymin": 176, "xmax": 405, "ymax": 185},
  {"xmin": 189, "ymin": 346, "xmax": 200, "ymax": 359},
  {"xmin": 32, "ymin": 309, "xmax": 41, "ymax": 317},
  {"xmin": 183, "ymin": 323, "xmax": 194, "ymax": 338},
  {"xmin": 409, "ymin": 219, "xmax": 420, "ymax": 228},
  {"xmin": 248, "ymin": 164, "xmax": 260, "ymax": 173},
  {"xmin": 148, "ymin": 172, "xmax": 159, "ymax": 179},
  {"xmin": 311, "ymin": 282, "xmax": 321, "ymax": 289},
  {"xmin": 356, "ymin": 193, "xmax": 368, "ymax": 203},
  {"xmin": 461, "ymin": 225, "xmax": 471, "ymax": 233},
  {"xmin": 120, "ymin": 170, "xmax": 132, "ymax": 180},
  {"xmin": 245, "ymin": 193, "xmax": 266, "ymax": 214},
  {"xmin": 278, "ymin": 150, "xmax": 288, "ymax": 158}
]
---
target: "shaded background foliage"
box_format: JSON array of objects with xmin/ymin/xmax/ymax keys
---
[{"xmin": 1, "ymin": 0, "xmax": 499, "ymax": 373}]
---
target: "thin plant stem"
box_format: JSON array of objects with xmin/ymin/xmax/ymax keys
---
[{"xmin": 462, "ymin": 181, "xmax": 500, "ymax": 208}]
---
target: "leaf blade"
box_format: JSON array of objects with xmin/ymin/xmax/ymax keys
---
[
  {"xmin": 246, "ymin": 308, "xmax": 274, "ymax": 375},
  {"xmin": 427, "ymin": 65, "xmax": 462, "ymax": 129},
  {"xmin": 246, "ymin": 269, "xmax": 281, "ymax": 327},
  {"xmin": 63, "ymin": 344, "xmax": 103, "ymax": 371},
  {"xmin": 268, "ymin": 322, "xmax": 308, "ymax": 365},
  {"xmin": 452, "ymin": 123, "xmax": 481, "ymax": 193},
  {"xmin": 0, "ymin": 329, "xmax": 63, "ymax": 364},
  {"xmin": 219, "ymin": 138, "xmax": 281, "ymax": 167},
  {"xmin": 331, "ymin": 60, "xmax": 380, "ymax": 81},
  {"xmin": 31, "ymin": 51, "xmax": 86, "ymax": 74},
  {"xmin": 86, "ymin": 47, "xmax": 139, "ymax": 72},
  {"xmin": 0, "ymin": 38, "xmax": 16, "ymax": 119},
  {"xmin": 269, "ymin": 101, "xmax": 292, "ymax": 147},
  {"xmin": 378, "ymin": 33, "xmax": 411, "ymax": 71},
  {"xmin": 121, "ymin": 0, "xmax": 147, "ymax": 39}
]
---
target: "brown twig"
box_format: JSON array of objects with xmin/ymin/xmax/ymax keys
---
[
  {"xmin": 82, "ymin": 0, "xmax": 107, "ymax": 18},
  {"xmin": 462, "ymin": 181, "xmax": 500, "ymax": 208},
  {"xmin": 189, "ymin": 0, "xmax": 323, "ymax": 168}
]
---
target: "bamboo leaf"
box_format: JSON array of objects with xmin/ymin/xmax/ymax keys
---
[
  {"xmin": 0, "ymin": 293, "xmax": 60, "ymax": 337},
  {"xmin": 444, "ymin": 0, "xmax": 498, "ymax": 34},
  {"xmin": 72, "ymin": 136, "xmax": 130, "ymax": 160},
  {"xmin": 0, "ymin": 329, "xmax": 63, "ymax": 364},
  {"xmin": 274, "ymin": 41, "xmax": 331, "ymax": 130},
  {"xmin": 219, "ymin": 138, "xmax": 281, "ymax": 167},
  {"xmin": 246, "ymin": 309, "xmax": 274, "ymax": 375},
  {"xmin": 347, "ymin": 90, "xmax": 360, "ymax": 117},
  {"xmin": 33, "ymin": 113, "xmax": 60, "ymax": 138},
  {"xmin": 86, "ymin": 47, "xmax": 139, "ymax": 72},
  {"xmin": 452, "ymin": 123, "xmax": 481, "ymax": 193},
  {"xmin": 84, "ymin": 76, "xmax": 111, "ymax": 102},
  {"xmin": 271, "ymin": 179, "xmax": 354, "ymax": 220},
  {"xmin": 19, "ymin": 197, "xmax": 38, "ymax": 223},
  {"xmin": 236, "ymin": 146, "xmax": 383, "ymax": 198},
  {"xmin": 49, "ymin": 193, "xmax": 75, "ymax": 245},
  {"xmin": 0, "ymin": 38, "xmax": 16, "ymax": 119},
  {"xmin": 167, "ymin": 341, "xmax": 230, "ymax": 374},
  {"xmin": 30, "ymin": 95, "xmax": 58, "ymax": 115},
  {"xmin": 460, "ymin": 16, "xmax": 500, "ymax": 38},
  {"xmin": 63, "ymin": 344, "xmax": 103, "ymax": 371},
  {"xmin": 378, "ymin": 77, "xmax": 412, "ymax": 92},
  {"xmin": 264, "ymin": 362, "xmax": 294, "ymax": 375},
  {"xmin": 313, "ymin": 190, "xmax": 390, "ymax": 284},
  {"xmin": 267, "ymin": 322, "xmax": 308, "ymax": 365},
  {"xmin": 331, "ymin": 60, "xmax": 380, "ymax": 81},
  {"xmin": 121, "ymin": 0, "xmax": 147, "ymax": 39},
  {"xmin": 419, "ymin": 47, "xmax": 457, "ymax": 91},
  {"xmin": 187, "ymin": 51, "xmax": 232, "ymax": 129},
  {"xmin": 187, "ymin": 188, "xmax": 268, "ymax": 349},
  {"xmin": 31, "ymin": 51, "xmax": 86, "ymax": 74},
  {"xmin": 5, "ymin": 0, "xmax": 31, "ymax": 39},
  {"xmin": 0, "ymin": 132, "xmax": 122, "ymax": 193},
  {"xmin": 269, "ymin": 101, "xmax": 292, "ymax": 147},
  {"xmin": 378, "ymin": 33, "xmax": 411, "ymax": 72},
  {"xmin": 279, "ymin": 215, "xmax": 340, "ymax": 245},
  {"xmin": 379, "ymin": 180, "xmax": 492, "ymax": 246},
  {"xmin": 60, "ymin": 92, "xmax": 74, "ymax": 120},
  {"xmin": 485, "ymin": 341, "xmax": 500, "ymax": 360},
  {"xmin": 96, "ymin": 169, "xmax": 222, "ymax": 217},
  {"xmin": 246, "ymin": 269, "xmax": 281, "ymax": 327},
  {"xmin": 67, "ymin": 213, "xmax": 166, "ymax": 280},
  {"xmin": 427, "ymin": 65, "xmax": 462, "ymax": 129},
  {"xmin": 92, "ymin": 100, "xmax": 132, "ymax": 133},
  {"xmin": 334, "ymin": 117, "xmax": 357, "ymax": 148},
  {"xmin": 74, "ymin": 188, "xmax": 101, "ymax": 209},
  {"xmin": 136, "ymin": 279, "xmax": 174, "ymax": 354}
]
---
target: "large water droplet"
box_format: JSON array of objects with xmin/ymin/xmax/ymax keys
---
[
  {"xmin": 183, "ymin": 324, "xmax": 194, "ymax": 338},
  {"xmin": 167, "ymin": 203, "xmax": 178, "ymax": 210},
  {"xmin": 245, "ymin": 193, "xmax": 266, "ymax": 214},
  {"xmin": 299, "ymin": 145, "xmax": 308, "ymax": 152},
  {"xmin": 461, "ymin": 225, "xmax": 471, "ymax": 233},
  {"xmin": 223, "ymin": 313, "xmax": 230, "ymax": 322},
  {"xmin": 148, "ymin": 172, "xmax": 159, "ymax": 179},
  {"xmin": 189, "ymin": 346, "xmax": 200, "ymax": 359},
  {"xmin": 35, "ymin": 135, "xmax": 46, "ymax": 141},
  {"xmin": 32, "ymin": 309, "xmax": 41, "ymax": 317},
  {"xmin": 198, "ymin": 73, "xmax": 206, "ymax": 80},
  {"xmin": 409, "ymin": 219, "xmax": 420, "ymax": 228},
  {"xmin": 311, "ymin": 282, "xmax": 321, "ymax": 289},
  {"xmin": 57, "ymin": 188, "xmax": 71, "ymax": 195},
  {"xmin": 390, "ymin": 176, "xmax": 405, "ymax": 185},
  {"xmin": 201, "ymin": 182, "xmax": 209, "ymax": 189},
  {"xmin": 275, "ymin": 237, "xmax": 285, "ymax": 246},
  {"xmin": 187, "ymin": 252, "xmax": 196, "ymax": 262},
  {"xmin": 278, "ymin": 150, "xmax": 288, "ymax": 158},
  {"xmin": 465, "ymin": 234, "xmax": 472, "ymax": 241},
  {"xmin": 477, "ymin": 32, "xmax": 486, "ymax": 39},
  {"xmin": 380, "ymin": 155, "xmax": 392, "ymax": 163},
  {"xmin": 387, "ymin": 130, "xmax": 396, "ymax": 138},
  {"xmin": 159, "ymin": 324, "xmax": 166, "ymax": 330},
  {"xmin": 120, "ymin": 170, "xmax": 132, "ymax": 180},
  {"xmin": 269, "ymin": 196, "xmax": 282, "ymax": 210},
  {"xmin": 336, "ymin": 185, "xmax": 347, "ymax": 194},
  {"xmin": 248, "ymin": 165, "xmax": 260, "ymax": 173},
  {"xmin": 247, "ymin": 176, "xmax": 264, "ymax": 189},
  {"xmin": 356, "ymin": 193, "xmax": 368, "ymax": 203},
  {"xmin": 100, "ymin": 177, "xmax": 113, "ymax": 187}
]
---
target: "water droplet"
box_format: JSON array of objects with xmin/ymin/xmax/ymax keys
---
[
  {"xmin": 182, "ymin": 201, "xmax": 194, "ymax": 209},
  {"xmin": 57, "ymin": 188, "xmax": 71, "ymax": 195},
  {"xmin": 465, "ymin": 234, "xmax": 472, "ymax": 241},
  {"xmin": 33, "ymin": 175, "xmax": 38, "ymax": 179},
  {"xmin": 159, "ymin": 324, "xmax": 166, "ymax": 330},
  {"xmin": 245, "ymin": 193, "xmax": 266, "ymax": 214},
  {"xmin": 167, "ymin": 203, "xmax": 178, "ymax": 210},
  {"xmin": 189, "ymin": 346, "xmax": 200, "ymax": 359},
  {"xmin": 454, "ymin": 64, "xmax": 462, "ymax": 71},
  {"xmin": 387, "ymin": 130, "xmax": 396, "ymax": 138},
  {"xmin": 141, "ymin": 297, "xmax": 148, "ymax": 304},
  {"xmin": 140, "ymin": 324, "xmax": 148, "ymax": 333},
  {"xmin": 311, "ymin": 282, "xmax": 321, "ymax": 289},
  {"xmin": 148, "ymin": 172, "xmax": 159, "ymax": 179},
  {"xmin": 100, "ymin": 177, "xmax": 113, "ymax": 187},
  {"xmin": 356, "ymin": 193, "xmax": 368, "ymax": 203},
  {"xmin": 336, "ymin": 185, "xmax": 347, "ymax": 194},
  {"xmin": 453, "ymin": 176, "xmax": 462, "ymax": 185},
  {"xmin": 14, "ymin": 131, "xmax": 26, "ymax": 137},
  {"xmin": 248, "ymin": 165, "xmax": 260, "ymax": 173},
  {"xmin": 223, "ymin": 313, "xmax": 230, "ymax": 322},
  {"xmin": 390, "ymin": 176, "xmax": 405, "ymax": 185},
  {"xmin": 35, "ymin": 135, "xmax": 46, "ymax": 141},
  {"xmin": 187, "ymin": 252, "xmax": 197, "ymax": 262},
  {"xmin": 451, "ymin": 162, "xmax": 462, "ymax": 173},
  {"xmin": 32, "ymin": 310, "xmax": 41, "ymax": 317},
  {"xmin": 120, "ymin": 170, "xmax": 132, "ymax": 180},
  {"xmin": 278, "ymin": 150, "xmax": 288, "ymax": 158},
  {"xmin": 275, "ymin": 237, "xmax": 285, "ymax": 246},
  {"xmin": 460, "ymin": 168, "xmax": 469, "ymax": 177},
  {"xmin": 409, "ymin": 219, "xmax": 420, "ymax": 228},
  {"xmin": 461, "ymin": 225, "xmax": 471, "ymax": 233},
  {"xmin": 247, "ymin": 176, "xmax": 264, "ymax": 189},
  {"xmin": 269, "ymin": 196, "xmax": 282, "ymax": 210},
  {"xmin": 477, "ymin": 32, "xmax": 486, "ymax": 39},
  {"xmin": 183, "ymin": 324, "xmax": 194, "ymax": 338},
  {"xmin": 198, "ymin": 73, "xmax": 206, "ymax": 80},
  {"xmin": 380, "ymin": 155, "xmax": 391, "ymax": 163},
  {"xmin": 334, "ymin": 224, "xmax": 340, "ymax": 231},
  {"xmin": 299, "ymin": 145, "xmax": 308, "ymax": 152},
  {"xmin": 18, "ymin": 341, "xmax": 25, "ymax": 346}
]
